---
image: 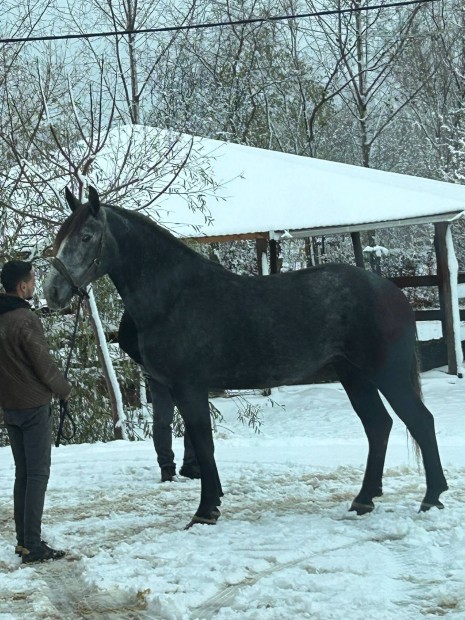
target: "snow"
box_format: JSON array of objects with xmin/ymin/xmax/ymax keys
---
[
  {"xmin": 103, "ymin": 126, "xmax": 465, "ymax": 239},
  {"xmin": 417, "ymin": 321, "xmax": 465, "ymax": 342},
  {"xmin": 445, "ymin": 226, "xmax": 464, "ymax": 376},
  {"xmin": 87, "ymin": 287, "xmax": 127, "ymax": 438},
  {"xmin": 363, "ymin": 245, "xmax": 389, "ymax": 257},
  {"xmin": 1, "ymin": 367, "xmax": 465, "ymax": 619}
]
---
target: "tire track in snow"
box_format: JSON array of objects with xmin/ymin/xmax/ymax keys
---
[
  {"xmin": 191, "ymin": 537, "xmax": 375, "ymax": 619},
  {"xmin": 189, "ymin": 467, "xmax": 444, "ymax": 618},
  {"xmin": 191, "ymin": 557, "xmax": 306, "ymax": 619},
  {"xmin": 385, "ymin": 541, "xmax": 463, "ymax": 617}
]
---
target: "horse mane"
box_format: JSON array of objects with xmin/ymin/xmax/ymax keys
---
[
  {"xmin": 106, "ymin": 204, "xmax": 225, "ymax": 269},
  {"xmin": 54, "ymin": 201, "xmax": 221, "ymax": 270},
  {"xmin": 108, "ymin": 204, "xmax": 177, "ymax": 240}
]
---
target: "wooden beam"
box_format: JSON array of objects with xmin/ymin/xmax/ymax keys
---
[
  {"xmin": 184, "ymin": 232, "xmax": 269, "ymax": 244},
  {"xmin": 415, "ymin": 309, "xmax": 465, "ymax": 321},
  {"xmin": 390, "ymin": 274, "xmax": 465, "ymax": 288},
  {"xmin": 181, "ymin": 212, "xmax": 464, "ymax": 243},
  {"xmin": 251, "ymin": 212, "xmax": 464, "ymax": 240}
]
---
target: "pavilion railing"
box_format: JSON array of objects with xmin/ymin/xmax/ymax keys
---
[{"xmin": 389, "ymin": 272, "xmax": 465, "ymax": 321}]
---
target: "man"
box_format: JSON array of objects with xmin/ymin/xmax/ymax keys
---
[
  {"xmin": 118, "ymin": 310, "xmax": 200, "ymax": 482},
  {"xmin": 0, "ymin": 260, "xmax": 72, "ymax": 564}
]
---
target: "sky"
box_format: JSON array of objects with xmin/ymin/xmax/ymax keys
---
[{"xmin": 1, "ymin": 359, "xmax": 465, "ymax": 619}]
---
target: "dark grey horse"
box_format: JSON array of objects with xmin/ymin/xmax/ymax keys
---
[{"xmin": 44, "ymin": 187, "xmax": 448, "ymax": 526}]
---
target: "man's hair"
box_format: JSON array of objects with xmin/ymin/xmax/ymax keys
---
[{"xmin": 1, "ymin": 260, "xmax": 33, "ymax": 293}]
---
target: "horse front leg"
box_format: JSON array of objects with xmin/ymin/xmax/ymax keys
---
[{"xmin": 173, "ymin": 385, "xmax": 223, "ymax": 527}]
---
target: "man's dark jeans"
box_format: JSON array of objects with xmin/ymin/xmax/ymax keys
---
[
  {"xmin": 4, "ymin": 404, "xmax": 52, "ymax": 550},
  {"xmin": 149, "ymin": 379, "xmax": 197, "ymax": 471}
]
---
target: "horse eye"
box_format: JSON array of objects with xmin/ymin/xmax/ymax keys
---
[{"xmin": 81, "ymin": 233, "xmax": 92, "ymax": 243}]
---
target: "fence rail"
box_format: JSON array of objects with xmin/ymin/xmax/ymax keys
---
[{"xmin": 389, "ymin": 272, "xmax": 465, "ymax": 322}]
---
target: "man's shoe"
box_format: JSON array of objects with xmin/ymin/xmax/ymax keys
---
[
  {"xmin": 179, "ymin": 464, "xmax": 201, "ymax": 479},
  {"xmin": 161, "ymin": 467, "xmax": 176, "ymax": 482},
  {"xmin": 22, "ymin": 541, "xmax": 66, "ymax": 564},
  {"xmin": 15, "ymin": 544, "xmax": 25, "ymax": 556}
]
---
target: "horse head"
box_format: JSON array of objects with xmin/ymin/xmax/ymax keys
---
[{"xmin": 45, "ymin": 186, "xmax": 109, "ymax": 309}]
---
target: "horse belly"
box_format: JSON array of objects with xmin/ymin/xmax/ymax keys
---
[{"xmin": 204, "ymin": 319, "xmax": 337, "ymax": 390}]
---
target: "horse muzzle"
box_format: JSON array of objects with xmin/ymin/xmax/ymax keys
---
[
  {"xmin": 44, "ymin": 269, "xmax": 76, "ymax": 310},
  {"xmin": 44, "ymin": 258, "xmax": 90, "ymax": 309}
]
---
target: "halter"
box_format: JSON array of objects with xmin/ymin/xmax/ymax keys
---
[{"xmin": 50, "ymin": 227, "xmax": 105, "ymax": 300}]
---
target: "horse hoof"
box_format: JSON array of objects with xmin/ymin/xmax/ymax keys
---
[
  {"xmin": 349, "ymin": 500, "xmax": 374, "ymax": 516},
  {"xmin": 419, "ymin": 500, "xmax": 445, "ymax": 513},
  {"xmin": 185, "ymin": 508, "xmax": 221, "ymax": 529}
]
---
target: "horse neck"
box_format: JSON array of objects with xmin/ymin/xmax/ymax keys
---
[{"xmin": 104, "ymin": 207, "xmax": 202, "ymax": 320}]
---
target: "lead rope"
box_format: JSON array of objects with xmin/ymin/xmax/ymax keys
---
[{"xmin": 55, "ymin": 293, "xmax": 86, "ymax": 447}]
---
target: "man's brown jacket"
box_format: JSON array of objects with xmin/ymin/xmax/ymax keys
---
[{"xmin": 0, "ymin": 294, "xmax": 71, "ymax": 409}]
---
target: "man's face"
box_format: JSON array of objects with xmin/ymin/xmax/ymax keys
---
[{"xmin": 18, "ymin": 271, "xmax": 36, "ymax": 300}]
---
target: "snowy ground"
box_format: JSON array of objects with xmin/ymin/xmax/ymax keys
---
[{"xmin": 1, "ymin": 366, "xmax": 465, "ymax": 620}]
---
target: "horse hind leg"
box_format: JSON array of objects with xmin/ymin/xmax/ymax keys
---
[
  {"xmin": 376, "ymin": 368, "xmax": 448, "ymax": 512},
  {"xmin": 335, "ymin": 361, "xmax": 393, "ymax": 516}
]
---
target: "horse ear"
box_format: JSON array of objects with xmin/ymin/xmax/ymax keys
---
[
  {"xmin": 88, "ymin": 186, "xmax": 100, "ymax": 217},
  {"xmin": 65, "ymin": 187, "xmax": 81, "ymax": 212}
]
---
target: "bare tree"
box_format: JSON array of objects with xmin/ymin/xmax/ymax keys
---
[
  {"xmin": 60, "ymin": 0, "xmax": 197, "ymax": 125},
  {"xmin": 0, "ymin": 45, "xmax": 219, "ymax": 441},
  {"xmin": 143, "ymin": 0, "xmax": 339, "ymax": 157},
  {"xmin": 400, "ymin": 0, "xmax": 465, "ymax": 180},
  {"xmin": 307, "ymin": 0, "xmax": 430, "ymax": 168}
]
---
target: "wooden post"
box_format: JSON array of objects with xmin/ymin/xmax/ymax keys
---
[
  {"xmin": 312, "ymin": 237, "xmax": 320, "ymax": 265},
  {"xmin": 304, "ymin": 238, "xmax": 313, "ymax": 267},
  {"xmin": 255, "ymin": 238, "xmax": 268, "ymax": 275},
  {"xmin": 269, "ymin": 239, "xmax": 280, "ymax": 274},
  {"xmin": 351, "ymin": 232, "xmax": 365, "ymax": 268},
  {"xmin": 255, "ymin": 239, "xmax": 278, "ymax": 396},
  {"xmin": 434, "ymin": 222, "xmax": 462, "ymax": 376}
]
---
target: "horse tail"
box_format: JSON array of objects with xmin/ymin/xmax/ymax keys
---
[
  {"xmin": 411, "ymin": 330, "xmax": 423, "ymax": 401},
  {"xmin": 409, "ymin": 330, "xmax": 423, "ymax": 465}
]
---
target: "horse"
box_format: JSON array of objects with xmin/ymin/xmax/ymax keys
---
[{"xmin": 44, "ymin": 186, "xmax": 448, "ymax": 526}]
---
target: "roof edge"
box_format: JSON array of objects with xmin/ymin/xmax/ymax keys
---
[{"xmin": 182, "ymin": 211, "xmax": 465, "ymax": 243}]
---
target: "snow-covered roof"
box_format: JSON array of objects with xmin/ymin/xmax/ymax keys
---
[
  {"xmin": 155, "ymin": 133, "xmax": 465, "ymax": 240},
  {"xmin": 3, "ymin": 125, "xmax": 465, "ymax": 253}
]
